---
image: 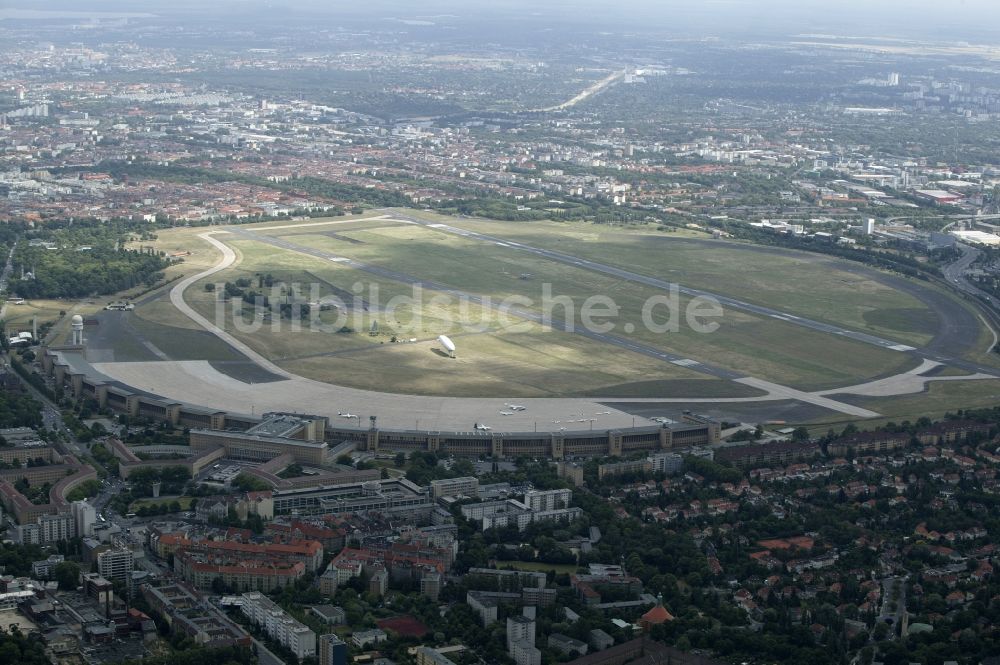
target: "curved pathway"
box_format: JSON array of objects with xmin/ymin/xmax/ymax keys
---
[{"xmin": 168, "ymin": 231, "xmax": 291, "ymax": 379}]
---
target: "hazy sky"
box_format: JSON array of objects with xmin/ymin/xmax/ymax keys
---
[{"xmin": 6, "ymin": 0, "xmax": 1000, "ymax": 41}]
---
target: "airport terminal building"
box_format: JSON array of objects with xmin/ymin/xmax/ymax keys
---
[{"xmin": 41, "ymin": 347, "xmax": 720, "ymax": 462}]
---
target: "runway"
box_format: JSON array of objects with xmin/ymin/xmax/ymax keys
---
[{"xmin": 391, "ymin": 212, "xmax": 1000, "ymax": 378}]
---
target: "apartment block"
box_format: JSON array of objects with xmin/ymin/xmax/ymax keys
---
[{"xmin": 241, "ymin": 591, "xmax": 316, "ymax": 660}]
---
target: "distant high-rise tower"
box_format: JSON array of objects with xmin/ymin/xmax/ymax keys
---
[{"xmin": 888, "ymin": 72, "xmax": 900, "ymax": 87}]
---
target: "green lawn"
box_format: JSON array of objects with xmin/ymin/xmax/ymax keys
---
[
  {"xmin": 178, "ymin": 237, "xmax": 722, "ymax": 397},
  {"xmin": 803, "ymin": 378, "xmax": 1000, "ymax": 432},
  {"xmin": 264, "ymin": 226, "xmax": 914, "ymax": 391},
  {"xmin": 153, "ymin": 215, "xmax": 980, "ymax": 400},
  {"xmin": 402, "ymin": 216, "xmax": 941, "ymax": 347}
]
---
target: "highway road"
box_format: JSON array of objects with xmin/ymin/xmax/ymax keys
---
[
  {"xmin": 11, "ymin": 358, "xmax": 89, "ymax": 459},
  {"xmin": 878, "ymin": 575, "xmax": 909, "ymax": 638},
  {"xmin": 939, "ymin": 241, "xmax": 1000, "ymax": 348},
  {"xmin": 532, "ymin": 69, "xmax": 627, "ymax": 112},
  {"xmin": 0, "ymin": 241, "xmax": 15, "ymax": 294},
  {"xmin": 943, "ymin": 242, "xmax": 986, "ymax": 298}
]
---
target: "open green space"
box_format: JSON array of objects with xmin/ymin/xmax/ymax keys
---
[
  {"xmin": 804, "ymin": 378, "xmax": 1000, "ymax": 433},
  {"xmin": 174, "ymin": 237, "xmax": 723, "ymax": 397},
  {"xmin": 118, "ymin": 212, "xmax": 1000, "ymax": 421},
  {"xmin": 389, "ymin": 213, "xmax": 942, "ymax": 347},
  {"xmin": 264, "ymin": 225, "xmax": 914, "ymax": 391}
]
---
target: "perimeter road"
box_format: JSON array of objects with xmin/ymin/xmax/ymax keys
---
[{"xmin": 168, "ymin": 232, "xmax": 291, "ymax": 379}]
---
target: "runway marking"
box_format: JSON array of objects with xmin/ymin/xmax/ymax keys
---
[
  {"xmin": 249, "ymin": 215, "xmax": 394, "ymax": 232},
  {"xmin": 401, "ymin": 215, "xmax": 995, "ymax": 381}
]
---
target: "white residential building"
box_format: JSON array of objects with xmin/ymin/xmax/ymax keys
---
[
  {"xmin": 351, "ymin": 628, "xmax": 387, "ymax": 649},
  {"xmin": 430, "ymin": 476, "xmax": 479, "ymax": 499},
  {"xmin": 461, "ymin": 499, "xmax": 533, "ymax": 531},
  {"xmin": 31, "ymin": 554, "xmax": 65, "ymax": 579},
  {"xmin": 523, "ymin": 488, "xmax": 571, "ymax": 512},
  {"xmin": 648, "ymin": 452, "xmax": 684, "ymax": 475},
  {"xmin": 507, "ymin": 613, "xmax": 540, "ymax": 665},
  {"xmin": 97, "ymin": 548, "xmax": 134, "ymax": 582},
  {"xmin": 241, "ymin": 591, "xmax": 316, "ymax": 660},
  {"xmin": 72, "ymin": 500, "xmax": 97, "ymax": 538},
  {"xmin": 16, "ymin": 512, "xmax": 75, "ymax": 545}
]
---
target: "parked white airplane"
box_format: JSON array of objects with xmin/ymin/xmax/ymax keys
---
[
  {"xmin": 474, "ymin": 423, "xmax": 492, "ymax": 431},
  {"xmin": 500, "ymin": 411, "xmax": 514, "ymax": 416},
  {"xmin": 338, "ymin": 412, "xmax": 357, "ymax": 418}
]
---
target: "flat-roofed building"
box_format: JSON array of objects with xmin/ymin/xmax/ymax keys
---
[
  {"xmin": 272, "ymin": 477, "xmax": 433, "ymax": 518},
  {"xmin": 462, "ymin": 499, "xmax": 533, "ymax": 531},
  {"xmin": 142, "ymin": 582, "xmax": 252, "ymax": 648},
  {"xmin": 190, "ymin": 428, "xmax": 328, "ymax": 466},
  {"xmin": 549, "ymin": 633, "xmax": 589, "ymax": 657},
  {"xmin": 16, "ymin": 511, "xmax": 75, "ymax": 545},
  {"xmin": 598, "ymin": 459, "xmax": 651, "ymax": 480},
  {"xmin": 319, "ymin": 633, "xmax": 348, "ymax": 665},
  {"xmin": 648, "ymin": 452, "xmax": 684, "ymax": 475},
  {"xmin": 97, "ymin": 547, "xmax": 134, "ymax": 582},
  {"xmin": 310, "ymin": 605, "xmax": 345, "ymax": 625},
  {"xmin": 415, "ymin": 646, "xmax": 458, "ymax": 665},
  {"xmin": 430, "ymin": 476, "xmax": 479, "ymax": 499},
  {"xmin": 31, "ymin": 554, "xmax": 65, "ymax": 580},
  {"xmin": 351, "ymin": 628, "xmax": 387, "ymax": 649},
  {"xmin": 241, "ymin": 591, "xmax": 316, "ymax": 660},
  {"xmin": 467, "ymin": 567, "xmax": 547, "ymax": 590},
  {"xmin": 523, "ymin": 488, "xmax": 571, "ymax": 512}
]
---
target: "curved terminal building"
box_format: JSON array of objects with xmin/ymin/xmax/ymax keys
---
[{"xmin": 41, "ymin": 346, "xmax": 720, "ymax": 462}]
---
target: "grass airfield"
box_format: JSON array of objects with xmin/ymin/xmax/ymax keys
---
[{"xmin": 104, "ymin": 211, "xmax": 1000, "ymax": 419}]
